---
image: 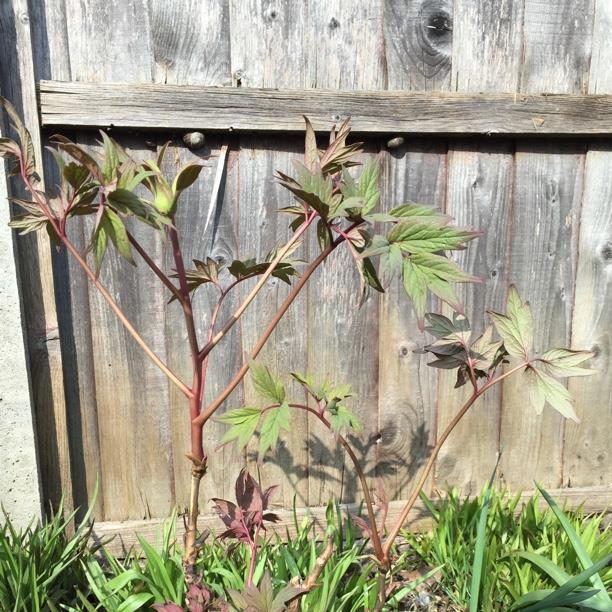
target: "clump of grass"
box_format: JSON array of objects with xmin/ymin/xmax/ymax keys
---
[
  {"xmin": 0, "ymin": 500, "xmax": 95, "ymax": 611},
  {"xmin": 404, "ymin": 487, "xmax": 612, "ymax": 610}
]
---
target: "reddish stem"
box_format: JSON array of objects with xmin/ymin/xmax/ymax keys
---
[
  {"xmin": 22, "ymin": 175, "xmax": 192, "ymax": 397},
  {"xmin": 193, "ymin": 233, "xmax": 345, "ymax": 428},
  {"xmin": 380, "ymin": 361, "xmax": 527, "ymax": 563},
  {"xmin": 286, "ymin": 403, "xmax": 385, "ymax": 562},
  {"xmin": 198, "ymin": 212, "xmax": 317, "ymax": 360},
  {"xmin": 127, "ymin": 230, "xmax": 182, "ymax": 302}
]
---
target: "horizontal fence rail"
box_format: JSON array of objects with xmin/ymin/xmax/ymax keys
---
[
  {"xmin": 38, "ymin": 80, "xmax": 612, "ymax": 135},
  {"xmin": 96, "ymin": 486, "xmax": 612, "ymax": 556}
]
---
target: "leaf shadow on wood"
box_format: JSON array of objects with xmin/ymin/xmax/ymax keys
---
[{"xmin": 251, "ymin": 420, "xmax": 432, "ymax": 507}]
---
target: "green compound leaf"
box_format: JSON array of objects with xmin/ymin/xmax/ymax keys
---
[
  {"xmin": 538, "ymin": 348, "xmax": 595, "ymax": 378},
  {"xmin": 402, "ymin": 253, "xmax": 478, "ymax": 327},
  {"xmin": 249, "ymin": 361, "xmax": 286, "ymax": 404},
  {"xmin": 524, "ymin": 366, "xmax": 579, "ymax": 422},
  {"xmin": 216, "ymin": 407, "xmax": 261, "ymax": 451},
  {"xmin": 488, "ymin": 285, "xmax": 534, "ymax": 360},
  {"xmin": 258, "ymin": 402, "xmax": 290, "ymax": 459}
]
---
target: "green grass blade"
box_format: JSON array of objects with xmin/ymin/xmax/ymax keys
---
[
  {"xmin": 536, "ymin": 483, "xmax": 612, "ymax": 605},
  {"xmin": 511, "ymin": 551, "xmax": 572, "ymax": 586},
  {"xmin": 469, "ymin": 454, "xmax": 501, "ymax": 612}
]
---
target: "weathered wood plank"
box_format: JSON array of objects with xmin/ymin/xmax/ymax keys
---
[
  {"xmin": 378, "ymin": 0, "xmax": 450, "ymax": 503},
  {"xmin": 149, "ymin": 0, "xmax": 231, "ymax": 86},
  {"xmin": 435, "ymin": 0, "xmax": 522, "ymax": 492},
  {"xmin": 500, "ymin": 145, "xmax": 584, "ymax": 490},
  {"xmin": 94, "ymin": 485, "xmax": 612, "ymax": 557},
  {"xmin": 306, "ymin": 0, "xmax": 384, "ymax": 506},
  {"xmin": 378, "ymin": 142, "xmax": 446, "ymax": 501},
  {"xmin": 63, "ymin": 0, "xmax": 174, "ymax": 520},
  {"xmin": 564, "ymin": 0, "xmax": 612, "ymax": 488},
  {"xmin": 436, "ymin": 143, "xmax": 515, "ymax": 491},
  {"xmin": 228, "ymin": 0, "xmax": 311, "ymax": 506},
  {"xmin": 384, "ymin": 0, "xmax": 452, "ymax": 90},
  {"xmin": 38, "ymin": 81, "xmax": 612, "ymax": 135},
  {"xmin": 0, "ymin": 0, "xmax": 72, "ymax": 515},
  {"xmin": 521, "ymin": 0, "xmax": 594, "ymax": 94},
  {"xmin": 499, "ymin": 0, "xmax": 593, "ymax": 491},
  {"xmin": 147, "ymin": 0, "xmax": 234, "ymax": 507},
  {"xmin": 29, "ymin": 0, "xmax": 104, "ymax": 519},
  {"xmin": 236, "ymin": 138, "xmax": 311, "ymax": 507},
  {"xmin": 229, "ymin": 0, "xmax": 308, "ymax": 89}
]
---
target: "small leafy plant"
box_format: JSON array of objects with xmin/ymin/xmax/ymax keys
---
[{"xmin": 0, "ymin": 97, "xmax": 598, "ymax": 608}]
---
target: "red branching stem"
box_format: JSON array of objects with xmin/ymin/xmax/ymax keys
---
[
  {"xmin": 199, "ymin": 295, "xmax": 223, "ymax": 406},
  {"xmin": 169, "ymin": 226, "xmax": 204, "ymax": 462},
  {"xmin": 22, "ymin": 174, "xmax": 192, "ymax": 397},
  {"xmin": 193, "ymin": 233, "xmax": 345, "ymax": 428},
  {"xmin": 380, "ymin": 361, "xmax": 527, "ymax": 563},
  {"xmin": 127, "ymin": 230, "xmax": 181, "ymax": 302},
  {"xmin": 198, "ymin": 211, "xmax": 317, "ymax": 360},
  {"xmin": 286, "ymin": 403, "xmax": 385, "ymax": 562}
]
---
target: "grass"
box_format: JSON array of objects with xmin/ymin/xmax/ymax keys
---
[
  {"xmin": 0, "ymin": 489, "xmax": 610, "ymax": 610},
  {"xmin": 403, "ymin": 487, "xmax": 612, "ymax": 610}
]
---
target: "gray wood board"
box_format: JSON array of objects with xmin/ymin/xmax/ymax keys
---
[{"xmin": 38, "ymin": 81, "xmax": 612, "ymax": 135}]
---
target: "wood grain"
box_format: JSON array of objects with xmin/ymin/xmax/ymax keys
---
[
  {"xmin": 435, "ymin": 0, "xmax": 521, "ymax": 492},
  {"xmin": 149, "ymin": 0, "xmax": 231, "ymax": 86},
  {"xmin": 384, "ymin": 0, "xmax": 452, "ymax": 90},
  {"xmin": 0, "ymin": 0, "xmax": 72, "ymax": 514},
  {"xmin": 436, "ymin": 143, "xmax": 515, "ymax": 491},
  {"xmin": 28, "ymin": 0, "xmax": 105, "ymax": 519},
  {"xmin": 499, "ymin": 0, "xmax": 592, "ymax": 491},
  {"xmin": 378, "ymin": 0, "xmax": 450, "ymax": 504},
  {"xmin": 63, "ymin": 0, "xmax": 174, "ymax": 520},
  {"xmin": 229, "ymin": 0, "xmax": 310, "ymax": 507},
  {"xmin": 306, "ymin": 1, "xmax": 383, "ymax": 506},
  {"xmin": 378, "ymin": 142, "xmax": 446, "ymax": 501},
  {"xmin": 38, "ymin": 81, "xmax": 612, "ymax": 135},
  {"xmin": 564, "ymin": 0, "xmax": 612, "ymax": 488},
  {"xmin": 147, "ymin": 0, "xmax": 234, "ymax": 507}
]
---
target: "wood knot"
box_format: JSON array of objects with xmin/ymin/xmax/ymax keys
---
[
  {"xmin": 427, "ymin": 11, "xmax": 452, "ymax": 36},
  {"xmin": 600, "ymin": 241, "xmax": 612, "ymax": 262},
  {"xmin": 264, "ymin": 7, "xmax": 279, "ymax": 21},
  {"xmin": 419, "ymin": 0, "xmax": 453, "ymax": 52},
  {"xmin": 329, "ymin": 17, "xmax": 340, "ymax": 30}
]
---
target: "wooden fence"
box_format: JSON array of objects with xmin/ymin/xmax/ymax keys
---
[{"xmin": 1, "ymin": 0, "xmax": 611, "ymax": 539}]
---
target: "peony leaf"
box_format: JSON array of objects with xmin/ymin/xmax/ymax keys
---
[
  {"xmin": 524, "ymin": 366, "xmax": 579, "ymax": 422},
  {"xmin": 488, "ymin": 286, "xmax": 534, "ymax": 360}
]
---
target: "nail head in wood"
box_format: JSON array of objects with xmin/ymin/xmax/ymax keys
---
[
  {"xmin": 183, "ymin": 131, "xmax": 205, "ymax": 149},
  {"xmin": 387, "ymin": 136, "xmax": 405, "ymax": 149}
]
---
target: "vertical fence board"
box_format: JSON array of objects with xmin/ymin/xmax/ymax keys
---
[
  {"xmin": 306, "ymin": 0, "xmax": 384, "ymax": 505},
  {"xmin": 379, "ymin": 143, "xmax": 446, "ymax": 501},
  {"xmin": 28, "ymin": 0, "xmax": 104, "ymax": 518},
  {"xmin": 564, "ymin": 0, "xmax": 612, "ymax": 487},
  {"xmin": 434, "ymin": 0, "xmax": 522, "ymax": 491},
  {"xmin": 378, "ymin": 0, "xmax": 452, "ymax": 503},
  {"xmin": 149, "ymin": 0, "xmax": 231, "ymax": 86},
  {"xmin": 147, "ymin": 0, "xmax": 233, "ymax": 507},
  {"xmin": 63, "ymin": 0, "xmax": 175, "ymax": 520},
  {"xmin": 229, "ymin": 0, "xmax": 310, "ymax": 505},
  {"xmin": 499, "ymin": 0, "xmax": 593, "ymax": 490}
]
